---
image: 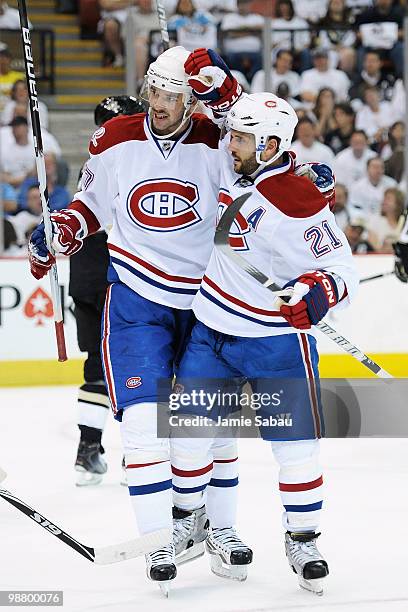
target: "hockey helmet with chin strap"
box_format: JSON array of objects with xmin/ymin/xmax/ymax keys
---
[
  {"xmin": 141, "ymin": 46, "xmax": 197, "ymax": 138},
  {"xmin": 94, "ymin": 95, "xmax": 148, "ymax": 127},
  {"xmin": 226, "ymin": 92, "xmax": 298, "ymax": 168}
]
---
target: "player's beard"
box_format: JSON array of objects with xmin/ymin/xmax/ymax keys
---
[{"xmin": 233, "ymin": 152, "xmax": 259, "ymax": 176}]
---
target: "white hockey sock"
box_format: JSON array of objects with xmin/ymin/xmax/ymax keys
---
[
  {"xmin": 77, "ymin": 381, "xmax": 110, "ymax": 430},
  {"xmin": 121, "ymin": 403, "xmax": 172, "ymax": 535},
  {"xmin": 171, "ymin": 436, "xmax": 214, "ymax": 511},
  {"xmin": 206, "ymin": 440, "xmax": 238, "ymax": 528},
  {"xmin": 272, "ymin": 439, "xmax": 323, "ymax": 533}
]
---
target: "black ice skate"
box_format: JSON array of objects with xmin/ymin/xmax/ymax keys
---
[
  {"xmin": 173, "ymin": 506, "xmax": 209, "ymax": 565},
  {"xmin": 285, "ymin": 531, "xmax": 329, "ymax": 595},
  {"xmin": 75, "ymin": 440, "xmax": 107, "ymax": 486},
  {"xmin": 146, "ymin": 543, "xmax": 177, "ymax": 597},
  {"xmin": 205, "ymin": 527, "xmax": 253, "ymax": 581}
]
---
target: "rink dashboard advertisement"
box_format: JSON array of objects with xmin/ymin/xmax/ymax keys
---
[{"xmin": 0, "ymin": 254, "xmax": 407, "ymax": 384}]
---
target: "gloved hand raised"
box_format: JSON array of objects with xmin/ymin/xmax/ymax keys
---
[{"xmin": 184, "ymin": 48, "xmax": 242, "ymax": 113}]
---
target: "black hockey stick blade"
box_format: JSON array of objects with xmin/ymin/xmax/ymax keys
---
[
  {"xmin": 0, "ymin": 487, "xmax": 171, "ymax": 564},
  {"xmin": 214, "ymin": 194, "xmax": 393, "ymax": 378}
]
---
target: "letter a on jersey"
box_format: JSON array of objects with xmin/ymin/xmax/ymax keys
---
[{"xmin": 127, "ymin": 179, "xmax": 201, "ymax": 232}]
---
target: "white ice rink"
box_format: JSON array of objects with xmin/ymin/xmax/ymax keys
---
[{"xmin": 0, "ymin": 386, "xmax": 407, "ymax": 612}]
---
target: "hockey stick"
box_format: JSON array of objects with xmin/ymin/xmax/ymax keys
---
[
  {"xmin": 360, "ymin": 271, "xmax": 394, "ymax": 284},
  {"xmin": 155, "ymin": 0, "xmax": 170, "ymax": 51},
  {"xmin": 0, "ymin": 469, "xmax": 170, "ymax": 564},
  {"xmin": 18, "ymin": 0, "xmax": 67, "ymax": 362},
  {"xmin": 214, "ymin": 194, "xmax": 393, "ymax": 379}
]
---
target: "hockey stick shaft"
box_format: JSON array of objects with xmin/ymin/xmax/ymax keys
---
[
  {"xmin": 0, "ymin": 485, "xmax": 171, "ymax": 564},
  {"xmin": 18, "ymin": 0, "xmax": 67, "ymax": 362},
  {"xmin": 360, "ymin": 271, "xmax": 394, "ymax": 284},
  {"xmin": 215, "ymin": 194, "xmax": 393, "ymax": 379},
  {"xmin": 155, "ymin": 0, "xmax": 170, "ymax": 50}
]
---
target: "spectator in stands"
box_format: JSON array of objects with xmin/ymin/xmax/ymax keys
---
[
  {"xmin": 7, "ymin": 184, "xmax": 42, "ymax": 246},
  {"xmin": 0, "ymin": 181, "xmax": 17, "ymax": 213},
  {"xmin": 0, "ymin": 117, "xmax": 35, "ymax": 189},
  {"xmin": 291, "ymin": 116, "xmax": 335, "ymax": 165},
  {"xmin": 355, "ymin": 0, "xmax": 404, "ymax": 77},
  {"xmin": 324, "ymin": 101, "xmax": 355, "ymax": 154},
  {"xmin": 312, "ymin": 87, "xmax": 336, "ymax": 140},
  {"xmin": 317, "ymin": 0, "xmax": 356, "ymax": 67},
  {"xmin": 344, "ymin": 216, "xmax": 375, "ymax": 253},
  {"xmin": 292, "ymin": 0, "xmax": 329, "ymax": 23},
  {"xmin": 0, "ymin": 45, "xmax": 24, "ymax": 110},
  {"xmin": 271, "ymin": 0, "xmax": 311, "ymax": 61},
  {"xmin": 250, "ymin": 49, "xmax": 300, "ymax": 96},
  {"xmin": 0, "ymin": 2, "xmax": 23, "ymax": 29},
  {"xmin": 2, "ymin": 218, "xmax": 20, "ymax": 254},
  {"xmin": 333, "ymin": 183, "xmax": 350, "ymax": 231},
  {"xmin": 355, "ymin": 85, "xmax": 392, "ymax": 144},
  {"xmin": 349, "ymin": 49, "xmax": 395, "ymax": 103},
  {"xmin": 17, "ymin": 153, "xmax": 71, "ymax": 213},
  {"xmin": 168, "ymin": 0, "xmax": 217, "ymax": 51},
  {"xmin": 349, "ymin": 156, "xmax": 397, "ymax": 215},
  {"xmin": 367, "ymin": 187, "xmax": 405, "ymax": 252},
  {"xmin": 132, "ymin": 0, "xmax": 161, "ymax": 87},
  {"xmin": 98, "ymin": 0, "xmax": 130, "ymax": 67},
  {"xmin": 334, "ymin": 129, "xmax": 376, "ymax": 188},
  {"xmin": 0, "ymin": 79, "xmax": 49, "ymax": 129},
  {"xmin": 338, "ymin": 46, "xmax": 358, "ymax": 82},
  {"xmin": 389, "ymin": 77, "xmax": 404, "ymax": 121},
  {"xmin": 220, "ymin": 0, "xmax": 264, "ymax": 81},
  {"xmin": 383, "ymin": 121, "xmax": 404, "ymax": 183},
  {"xmin": 299, "ymin": 48, "xmax": 350, "ymax": 104}
]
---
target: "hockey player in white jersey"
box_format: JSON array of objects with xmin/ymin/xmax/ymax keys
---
[
  {"xmin": 170, "ymin": 89, "xmax": 359, "ymax": 595},
  {"xmin": 27, "ymin": 46, "xmax": 252, "ymax": 594}
]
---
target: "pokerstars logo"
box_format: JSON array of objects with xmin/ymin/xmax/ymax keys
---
[
  {"xmin": 127, "ymin": 178, "xmax": 201, "ymax": 232},
  {"xmin": 24, "ymin": 287, "xmax": 53, "ymax": 326}
]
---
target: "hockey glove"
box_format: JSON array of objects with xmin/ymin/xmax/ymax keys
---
[
  {"xmin": 393, "ymin": 241, "xmax": 408, "ymax": 283},
  {"xmin": 280, "ymin": 271, "xmax": 339, "ymax": 330},
  {"xmin": 29, "ymin": 209, "xmax": 88, "ymax": 279},
  {"xmin": 184, "ymin": 48, "xmax": 242, "ymax": 113},
  {"xmin": 295, "ymin": 163, "xmax": 335, "ymax": 210}
]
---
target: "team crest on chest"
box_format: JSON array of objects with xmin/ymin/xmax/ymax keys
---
[{"xmin": 127, "ymin": 178, "xmax": 201, "ymax": 232}]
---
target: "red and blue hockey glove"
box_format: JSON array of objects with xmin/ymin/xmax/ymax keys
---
[
  {"xmin": 29, "ymin": 209, "xmax": 89, "ymax": 279},
  {"xmin": 184, "ymin": 48, "xmax": 242, "ymax": 113},
  {"xmin": 294, "ymin": 163, "xmax": 335, "ymax": 210},
  {"xmin": 280, "ymin": 271, "xmax": 339, "ymax": 330}
]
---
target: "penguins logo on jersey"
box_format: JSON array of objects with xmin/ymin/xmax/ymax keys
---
[{"xmin": 127, "ymin": 178, "xmax": 201, "ymax": 232}]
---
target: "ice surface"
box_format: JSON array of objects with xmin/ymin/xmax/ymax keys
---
[{"xmin": 0, "ymin": 386, "xmax": 407, "ymax": 612}]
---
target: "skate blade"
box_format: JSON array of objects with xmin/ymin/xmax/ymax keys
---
[
  {"xmin": 176, "ymin": 541, "xmax": 205, "ymax": 566},
  {"xmin": 75, "ymin": 467, "xmax": 104, "ymax": 487},
  {"xmin": 298, "ymin": 576, "xmax": 324, "ymax": 596},
  {"xmin": 158, "ymin": 580, "xmax": 172, "ymax": 597},
  {"xmin": 209, "ymin": 553, "xmax": 248, "ymax": 582}
]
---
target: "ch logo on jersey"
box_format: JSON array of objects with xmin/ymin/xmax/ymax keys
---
[
  {"xmin": 127, "ymin": 179, "xmax": 201, "ymax": 232},
  {"xmin": 218, "ymin": 190, "xmax": 266, "ymax": 251}
]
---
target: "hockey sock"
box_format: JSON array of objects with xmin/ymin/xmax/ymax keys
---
[
  {"xmin": 272, "ymin": 439, "xmax": 323, "ymax": 532},
  {"xmin": 171, "ymin": 436, "xmax": 214, "ymax": 512},
  {"xmin": 77, "ymin": 381, "xmax": 110, "ymax": 431},
  {"xmin": 206, "ymin": 440, "xmax": 238, "ymax": 528},
  {"xmin": 78, "ymin": 424, "xmax": 103, "ymax": 447}
]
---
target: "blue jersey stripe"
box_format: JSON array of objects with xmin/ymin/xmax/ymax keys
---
[
  {"xmin": 128, "ymin": 479, "xmax": 172, "ymax": 496},
  {"xmin": 284, "ymin": 501, "xmax": 323, "ymax": 512},
  {"xmin": 208, "ymin": 477, "xmax": 239, "ymax": 488},
  {"xmin": 111, "ymin": 257, "xmax": 198, "ymax": 295},
  {"xmin": 200, "ymin": 288, "xmax": 290, "ymax": 327},
  {"xmin": 172, "ymin": 483, "xmax": 208, "ymax": 494}
]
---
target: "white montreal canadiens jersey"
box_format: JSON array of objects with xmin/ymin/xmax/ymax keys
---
[
  {"xmin": 192, "ymin": 150, "xmax": 359, "ymax": 337},
  {"xmin": 73, "ymin": 113, "xmax": 221, "ymax": 309}
]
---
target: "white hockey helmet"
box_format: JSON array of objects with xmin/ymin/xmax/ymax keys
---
[
  {"xmin": 142, "ymin": 46, "xmax": 197, "ymax": 138},
  {"xmin": 146, "ymin": 46, "xmax": 192, "ymax": 95},
  {"xmin": 226, "ymin": 92, "xmax": 298, "ymax": 167}
]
